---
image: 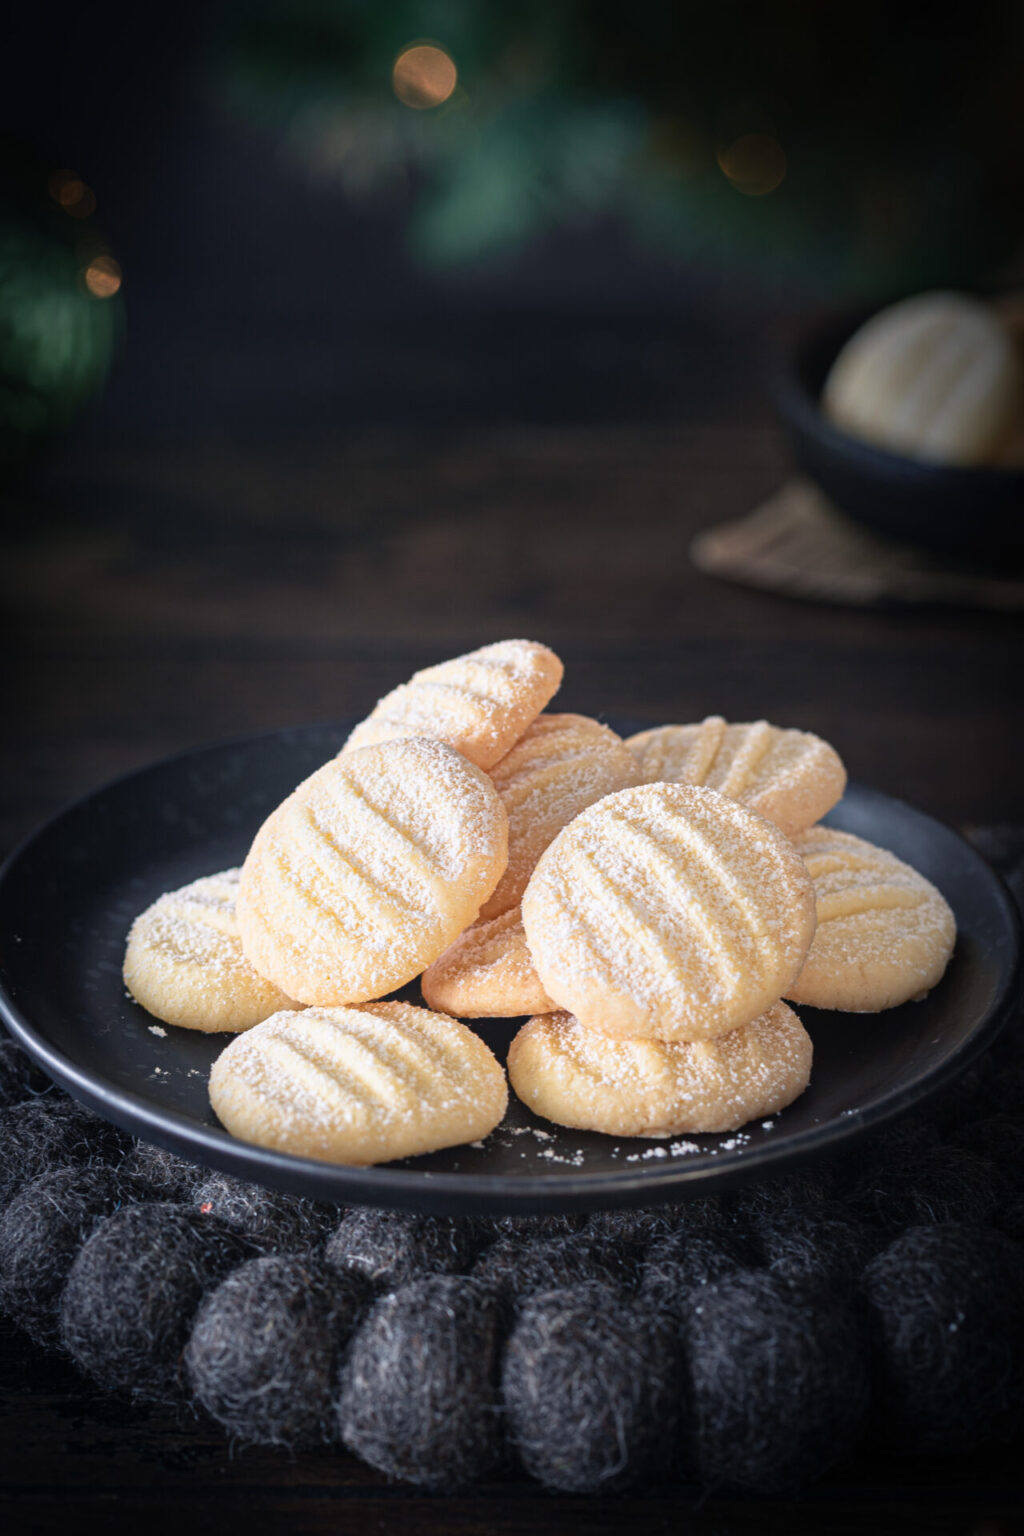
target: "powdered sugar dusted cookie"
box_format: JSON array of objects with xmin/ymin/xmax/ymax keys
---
[
  {"xmin": 822, "ymin": 290, "xmax": 1024, "ymax": 465},
  {"xmin": 123, "ymin": 870, "xmax": 298, "ymax": 1032},
  {"xmin": 421, "ymin": 907, "xmax": 556, "ymax": 1019},
  {"xmin": 237, "ymin": 738, "xmax": 508, "ymax": 1006},
  {"xmin": 341, "ymin": 639, "xmax": 564, "ymax": 772},
  {"xmin": 787, "ymin": 826, "xmax": 956, "ymax": 1011},
  {"xmin": 507, "ymin": 1003, "xmax": 812, "ymax": 1136},
  {"xmin": 480, "ymin": 712, "xmax": 642, "ymax": 920},
  {"xmin": 521, "ymin": 783, "xmax": 816, "ymax": 1042},
  {"xmin": 209, "ymin": 1001, "xmax": 508, "ymax": 1165},
  {"xmin": 624, "ymin": 717, "xmax": 846, "ymax": 838}
]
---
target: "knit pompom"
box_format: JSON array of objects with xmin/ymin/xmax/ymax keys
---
[
  {"xmin": 0, "ymin": 1097, "xmax": 125, "ymax": 1208},
  {"xmin": 479, "ymin": 1213, "xmax": 588, "ymax": 1241},
  {"xmin": 640, "ymin": 1228, "xmax": 748, "ymax": 1314},
  {"xmin": 754, "ymin": 1208, "xmax": 882, "ymax": 1288},
  {"xmin": 0, "ymin": 1166, "xmax": 126, "ymax": 1343},
  {"xmin": 584, "ymin": 1206, "xmax": 690, "ymax": 1246},
  {"xmin": 862, "ymin": 1224, "xmax": 1024, "ymax": 1452},
  {"xmin": 843, "ymin": 1138, "xmax": 1004, "ymax": 1231},
  {"xmin": 732, "ymin": 1164, "xmax": 838, "ymax": 1223},
  {"xmin": 325, "ymin": 1208, "xmax": 479, "ymax": 1289},
  {"xmin": 192, "ymin": 1172, "xmax": 332, "ymax": 1252},
  {"xmin": 502, "ymin": 1281, "xmax": 682, "ymax": 1493},
  {"xmin": 336, "ymin": 1275, "xmax": 504, "ymax": 1487},
  {"xmin": 951, "ymin": 1116, "xmax": 1024, "ymax": 1188},
  {"xmin": 186, "ymin": 1254, "xmax": 364, "ymax": 1446},
  {"xmin": 0, "ymin": 1037, "xmax": 50, "ymax": 1109},
  {"xmin": 473, "ymin": 1233, "xmax": 637, "ymax": 1305},
  {"xmin": 119, "ymin": 1141, "xmax": 205, "ymax": 1203},
  {"xmin": 666, "ymin": 1195, "xmax": 731, "ymax": 1232},
  {"xmin": 684, "ymin": 1271, "xmax": 870, "ymax": 1491},
  {"xmin": 60, "ymin": 1202, "xmax": 251, "ymax": 1398}
]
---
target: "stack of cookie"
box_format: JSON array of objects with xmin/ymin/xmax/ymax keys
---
[
  {"xmin": 430, "ymin": 713, "xmax": 835, "ymax": 1137},
  {"xmin": 123, "ymin": 638, "xmax": 956, "ymax": 1165},
  {"xmin": 503, "ymin": 744, "xmax": 952, "ymax": 1139}
]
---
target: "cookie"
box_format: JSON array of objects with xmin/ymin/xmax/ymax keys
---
[
  {"xmin": 237, "ymin": 737, "xmax": 508, "ymax": 1006},
  {"xmin": 507, "ymin": 1002, "xmax": 812, "ymax": 1136},
  {"xmin": 624, "ymin": 717, "xmax": 846, "ymax": 838},
  {"xmin": 786, "ymin": 827, "xmax": 956, "ymax": 1011},
  {"xmin": 822, "ymin": 290, "xmax": 1024, "ymax": 465},
  {"xmin": 123, "ymin": 870, "xmax": 299, "ymax": 1032},
  {"xmin": 521, "ymin": 783, "xmax": 816, "ymax": 1042},
  {"xmin": 209, "ymin": 1001, "xmax": 508, "ymax": 1165},
  {"xmin": 421, "ymin": 907, "xmax": 557, "ymax": 1019},
  {"xmin": 341, "ymin": 639, "xmax": 564, "ymax": 772},
  {"xmin": 480, "ymin": 713, "xmax": 643, "ymax": 920}
]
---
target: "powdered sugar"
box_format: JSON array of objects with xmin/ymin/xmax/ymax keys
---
[
  {"xmin": 236, "ymin": 738, "xmax": 508, "ymax": 1004},
  {"xmin": 507, "ymin": 1003, "xmax": 813, "ymax": 1138},
  {"xmin": 340, "ymin": 639, "xmax": 563, "ymax": 770},
  {"xmin": 625, "ymin": 718, "xmax": 846, "ymax": 838},
  {"xmin": 789, "ymin": 826, "xmax": 956, "ymax": 1009},
  {"xmin": 521, "ymin": 782, "xmax": 816, "ymax": 1040},
  {"xmin": 421, "ymin": 906, "xmax": 555, "ymax": 1018},
  {"xmin": 209, "ymin": 1001, "xmax": 507, "ymax": 1164},
  {"xmin": 123, "ymin": 868, "xmax": 296, "ymax": 1031}
]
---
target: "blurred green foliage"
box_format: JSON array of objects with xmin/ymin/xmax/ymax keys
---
[
  {"xmin": 0, "ymin": 144, "xmax": 121, "ymax": 472},
  {"xmin": 209, "ymin": 0, "xmax": 1024, "ymax": 294}
]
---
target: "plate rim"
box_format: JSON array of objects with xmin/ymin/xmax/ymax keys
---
[{"xmin": 0, "ymin": 724, "xmax": 1019, "ymax": 1213}]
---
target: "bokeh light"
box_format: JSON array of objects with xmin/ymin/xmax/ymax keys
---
[
  {"xmin": 717, "ymin": 134, "xmax": 787, "ymax": 196},
  {"xmin": 83, "ymin": 254, "xmax": 122, "ymax": 298},
  {"xmin": 48, "ymin": 169, "xmax": 97, "ymax": 219},
  {"xmin": 392, "ymin": 44, "xmax": 457, "ymax": 110}
]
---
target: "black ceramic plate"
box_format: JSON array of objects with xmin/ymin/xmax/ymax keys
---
[{"xmin": 0, "ymin": 721, "xmax": 1018, "ymax": 1214}]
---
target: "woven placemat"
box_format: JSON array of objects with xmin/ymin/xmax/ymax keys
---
[
  {"xmin": 1, "ymin": 825, "xmax": 1022, "ymax": 1494},
  {"xmin": 691, "ymin": 479, "xmax": 1024, "ymax": 609}
]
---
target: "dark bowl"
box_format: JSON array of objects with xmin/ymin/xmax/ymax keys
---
[{"xmin": 769, "ymin": 306, "xmax": 1024, "ymax": 561}]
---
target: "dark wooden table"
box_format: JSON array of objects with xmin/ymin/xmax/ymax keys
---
[{"xmin": 2, "ymin": 405, "xmax": 1022, "ymax": 1533}]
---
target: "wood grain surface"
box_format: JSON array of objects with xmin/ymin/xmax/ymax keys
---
[{"xmin": 2, "ymin": 414, "xmax": 1022, "ymax": 1533}]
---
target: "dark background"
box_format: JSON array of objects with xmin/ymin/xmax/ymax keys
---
[
  {"xmin": 5, "ymin": 0, "xmax": 1024, "ymax": 442},
  {"xmin": 2, "ymin": 0, "xmax": 1021, "ymax": 848}
]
